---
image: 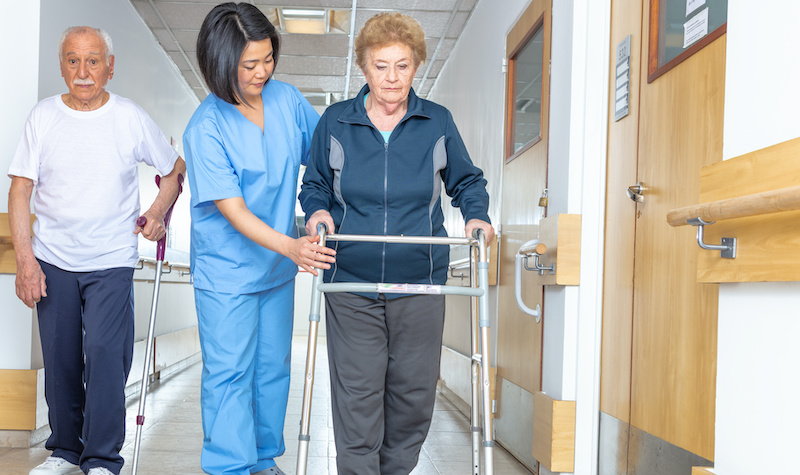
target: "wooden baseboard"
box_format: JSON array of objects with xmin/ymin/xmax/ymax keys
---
[
  {"xmin": 0, "ymin": 369, "xmax": 41, "ymax": 430},
  {"xmin": 532, "ymin": 391, "xmax": 576, "ymax": 472}
]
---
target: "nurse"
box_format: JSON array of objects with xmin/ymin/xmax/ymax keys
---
[{"xmin": 183, "ymin": 3, "xmax": 335, "ymax": 475}]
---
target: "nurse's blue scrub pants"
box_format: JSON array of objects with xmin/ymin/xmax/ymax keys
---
[
  {"xmin": 195, "ymin": 279, "xmax": 294, "ymax": 475},
  {"xmin": 36, "ymin": 260, "xmax": 135, "ymax": 475}
]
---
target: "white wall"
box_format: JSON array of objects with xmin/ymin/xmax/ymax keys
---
[
  {"xmin": 1, "ymin": 0, "xmax": 199, "ymax": 370},
  {"xmin": 716, "ymin": 283, "xmax": 800, "ymax": 474},
  {"xmin": 0, "ymin": 0, "xmax": 42, "ymax": 370},
  {"xmin": 716, "ymin": 1, "xmax": 800, "ymax": 473},
  {"xmin": 1, "ymin": 1, "xmax": 41, "ymax": 212},
  {"xmin": 722, "ymin": 1, "xmax": 800, "ymax": 160}
]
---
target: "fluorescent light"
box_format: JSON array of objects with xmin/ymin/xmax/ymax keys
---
[{"xmin": 282, "ymin": 9, "xmax": 325, "ymax": 18}]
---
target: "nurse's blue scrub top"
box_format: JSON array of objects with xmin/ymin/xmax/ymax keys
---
[{"xmin": 184, "ymin": 80, "xmax": 319, "ymax": 294}]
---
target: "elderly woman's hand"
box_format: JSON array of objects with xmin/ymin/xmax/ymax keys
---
[
  {"xmin": 465, "ymin": 219, "xmax": 495, "ymax": 245},
  {"xmin": 305, "ymin": 209, "xmax": 335, "ymax": 237}
]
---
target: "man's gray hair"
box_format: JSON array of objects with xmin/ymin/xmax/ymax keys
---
[{"xmin": 58, "ymin": 26, "xmax": 114, "ymax": 64}]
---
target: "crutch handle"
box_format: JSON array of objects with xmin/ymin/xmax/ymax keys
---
[{"xmin": 137, "ymin": 174, "xmax": 184, "ymax": 261}]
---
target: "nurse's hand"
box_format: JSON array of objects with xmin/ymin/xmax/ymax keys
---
[
  {"xmin": 286, "ymin": 235, "xmax": 336, "ymax": 276},
  {"xmin": 305, "ymin": 210, "xmax": 335, "ymax": 237}
]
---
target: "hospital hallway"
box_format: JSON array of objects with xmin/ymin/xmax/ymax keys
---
[
  {"xmin": 6, "ymin": 1, "xmax": 800, "ymax": 474},
  {"xmin": 0, "ymin": 335, "xmax": 532, "ymax": 475}
]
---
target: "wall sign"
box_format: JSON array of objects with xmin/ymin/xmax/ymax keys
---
[{"xmin": 615, "ymin": 35, "xmax": 631, "ymax": 122}]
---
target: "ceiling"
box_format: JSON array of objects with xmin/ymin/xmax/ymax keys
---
[{"xmin": 129, "ymin": 0, "xmax": 479, "ymax": 109}]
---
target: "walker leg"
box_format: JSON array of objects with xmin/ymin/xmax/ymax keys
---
[
  {"xmin": 471, "ymin": 358, "xmax": 483, "ymax": 474},
  {"xmin": 296, "ymin": 320, "xmax": 318, "ymax": 475},
  {"xmin": 479, "ymin": 327, "xmax": 494, "ymax": 475},
  {"xmin": 297, "ymin": 228, "xmax": 327, "ymax": 475},
  {"xmin": 470, "ymin": 252, "xmax": 482, "ymax": 475},
  {"xmin": 476, "ymin": 234, "xmax": 494, "ymax": 475}
]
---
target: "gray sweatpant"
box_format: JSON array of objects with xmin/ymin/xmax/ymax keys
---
[{"xmin": 324, "ymin": 292, "xmax": 446, "ymax": 475}]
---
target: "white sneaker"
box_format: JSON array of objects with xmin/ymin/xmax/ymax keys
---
[
  {"xmin": 87, "ymin": 468, "xmax": 114, "ymax": 475},
  {"xmin": 29, "ymin": 457, "xmax": 81, "ymax": 475}
]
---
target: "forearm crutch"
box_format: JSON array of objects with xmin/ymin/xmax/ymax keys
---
[
  {"xmin": 296, "ymin": 228, "xmax": 495, "ymax": 475},
  {"xmin": 131, "ymin": 173, "xmax": 184, "ymax": 475}
]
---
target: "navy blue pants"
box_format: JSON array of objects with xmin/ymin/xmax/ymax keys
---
[{"xmin": 37, "ymin": 260, "xmax": 135, "ymax": 475}]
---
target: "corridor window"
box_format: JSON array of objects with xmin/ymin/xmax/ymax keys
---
[
  {"xmin": 648, "ymin": 0, "xmax": 727, "ymax": 81},
  {"xmin": 506, "ymin": 15, "xmax": 544, "ymax": 162}
]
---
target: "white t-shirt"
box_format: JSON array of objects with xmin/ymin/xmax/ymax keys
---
[{"xmin": 8, "ymin": 93, "xmax": 179, "ymax": 271}]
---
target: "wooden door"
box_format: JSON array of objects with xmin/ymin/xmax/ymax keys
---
[
  {"xmin": 600, "ymin": 0, "xmax": 724, "ymax": 471},
  {"xmin": 497, "ymin": 0, "xmax": 551, "ymax": 396}
]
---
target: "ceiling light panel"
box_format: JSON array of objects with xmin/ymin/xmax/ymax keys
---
[{"xmin": 283, "ymin": 8, "xmax": 325, "ymax": 17}]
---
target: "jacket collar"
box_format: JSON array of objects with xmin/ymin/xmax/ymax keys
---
[{"xmin": 338, "ymin": 84, "xmax": 430, "ymax": 126}]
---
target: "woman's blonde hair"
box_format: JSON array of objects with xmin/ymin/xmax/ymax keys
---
[{"xmin": 355, "ymin": 12, "xmax": 427, "ymax": 70}]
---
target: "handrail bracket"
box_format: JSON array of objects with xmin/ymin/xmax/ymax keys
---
[
  {"xmin": 687, "ymin": 217, "xmax": 736, "ymax": 259},
  {"xmin": 523, "ymin": 254, "xmax": 556, "ymax": 275}
]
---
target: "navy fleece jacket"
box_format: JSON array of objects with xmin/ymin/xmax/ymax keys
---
[{"xmin": 300, "ymin": 85, "xmax": 490, "ymax": 293}]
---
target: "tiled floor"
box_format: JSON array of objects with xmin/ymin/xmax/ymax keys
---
[{"xmin": 1, "ymin": 336, "xmax": 532, "ymax": 474}]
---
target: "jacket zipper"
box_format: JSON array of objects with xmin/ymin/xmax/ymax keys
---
[{"xmin": 382, "ymin": 140, "xmax": 388, "ymax": 283}]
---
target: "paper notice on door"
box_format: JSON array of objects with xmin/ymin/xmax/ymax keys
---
[
  {"xmin": 686, "ymin": 0, "xmax": 705, "ymax": 16},
  {"xmin": 683, "ymin": 7, "xmax": 709, "ymax": 48}
]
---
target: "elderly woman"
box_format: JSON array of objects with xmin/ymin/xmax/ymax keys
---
[
  {"xmin": 300, "ymin": 12, "xmax": 494, "ymax": 475},
  {"xmin": 183, "ymin": 3, "xmax": 335, "ymax": 475}
]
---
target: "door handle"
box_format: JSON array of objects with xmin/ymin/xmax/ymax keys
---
[{"xmin": 627, "ymin": 182, "xmax": 646, "ymax": 202}]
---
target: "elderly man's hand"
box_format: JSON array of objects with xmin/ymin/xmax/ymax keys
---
[
  {"xmin": 15, "ymin": 257, "xmax": 47, "ymax": 309},
  {"xmin": 135, "ymin": 210, "xmax": 167, "ymax": 242},
  {"xmin": 465, "ymin": 219, "xmax": 495, "ymax": 245}
]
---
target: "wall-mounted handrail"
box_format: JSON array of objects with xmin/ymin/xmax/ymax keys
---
[
  {"xmin": 667, "ymin": 184, "xmax": 800, "ymax": 227},
  {"xmin": 515, "ymin": 239, "xmax": 544, "ymax": 322},
  {"xmin": 136, "ymin": 257, "xmax": 192, "ymax": 283},
  {"xmin": 137, "ymin": 256, "xmax": 191, "ymax": 270}
]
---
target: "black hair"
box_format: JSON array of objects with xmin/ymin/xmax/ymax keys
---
[{"xmin": 196, "ymin": 2, "xmax": 281, "ymax": 106}]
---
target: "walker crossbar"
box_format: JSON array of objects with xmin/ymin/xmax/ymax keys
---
[
  {"xmin": 326, "ymin": 233, "xmax": 475, "ymax": 246},
  {"xmin": 317, "ymin": 282, "xmax": 484, "ymax": 297},
  {"xmin": 296, "ymin": 226, "xmax": 495, "ymax": 475}
]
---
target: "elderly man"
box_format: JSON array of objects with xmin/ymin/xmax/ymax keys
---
[{"xmin": 8, "ymin": 26, "xmax": 186, "ymax": 475}]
